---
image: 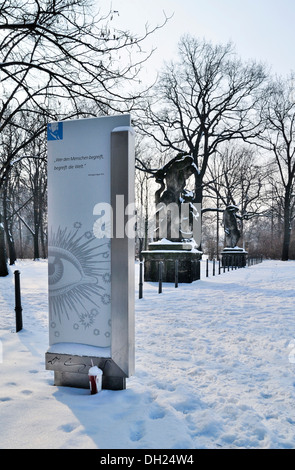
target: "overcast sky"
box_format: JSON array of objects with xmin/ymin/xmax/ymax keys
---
[{"xmin": 112, "ymin": 0, "xmax": 295, "ymax": 82}]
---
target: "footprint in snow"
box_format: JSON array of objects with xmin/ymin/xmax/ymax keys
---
[
  {"xmin": 129, "ymin": 421, "xmax": 145, "ymax": 442},
  {"xmin": 58, "ymin": 423, "xmax": 78, "ymax": 433},
  {"xmin": 149, "ymin": 404, "xmax": 166, "ymax": 420}
]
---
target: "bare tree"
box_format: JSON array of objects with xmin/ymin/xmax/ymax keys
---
[
  {"xmin": 0, "ymin": 0, "xmax": 165, "ymax": 176},
  {"xmin": 204, "ymin": 144, "xmax": 271, "ymax": 253},
  {"xmin": 206, "ymin": 145, "xmax": 269, "ymax": 214},
  {"xmin": 258, "ymin": 75, "xmax": 295, "ymax": 260},
  {"xmin": 136, "ymin": 35, "xmax": 268, "ymax": 215},
  {"xmin": 0, "ymin": 0, "xmax": 166, "ymax": 275}
]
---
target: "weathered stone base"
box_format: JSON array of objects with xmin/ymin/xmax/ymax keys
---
[
  {"xmin": 221, "ymin": 247, "xmax": 248, "ymax": 268},
  {"xmin": 142, "ymin": 242, "xmax": 202, "ymax": 283},
  {"xmin": 45, "ymin": 351, "xmax": 127, "ymax": 391}
]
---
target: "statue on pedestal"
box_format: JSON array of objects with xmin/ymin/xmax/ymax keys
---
[
  {"xmin": 142, "ymin": 152, "xmax": 202, "ymax": 283},
  {"xmin": 222, "ymin": 205, "xmax": 241, "ymax": 248},
  {"xmin": 221, "ymin": 205, "xmax": 247, "ymax": 267},
  {"xmin": 154, "ymin": 153, "xmax": 198, "ymax": 242}
]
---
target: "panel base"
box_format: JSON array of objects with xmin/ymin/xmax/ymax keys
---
[{"xmin": 45, "ymin": 351, "xmax": 127, "ymax": 391}]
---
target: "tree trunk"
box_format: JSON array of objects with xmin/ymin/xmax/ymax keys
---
[
  {"xmin": 3, "ymin": 185, "xmax": 16, "ymax": 265},
  {"xmin": 281, "ymin": 196, "xmax": 291, "ymax": 261},
  {"xmin": 33, "ymin": 220, "xmax": 40, "ymax": 260},
  {"xmin": 194, "ymin": 172, "xmax": 203, "ymax": 250},
  {"xmin": 0, "ymin": 215, "xmax": 9, "ymax": 276},
  {"xmin": 40, "ymin": 216, "xmax": 47, "ymax": 259},
  {"xmin": 4, "ymin": 223, "xmax": 16, "ymax": 265},
  {"xmin": 194, "ymin": 173, "xmax": 203, "ymax": 205},
  {"xmin": 33, "ymin": 183, "xmax": 40, "ymax": 260}
]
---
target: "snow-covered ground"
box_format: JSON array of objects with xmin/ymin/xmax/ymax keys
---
[{"xmin": 0, "ymin": 258, "xmax": 295, "ymax": 449}]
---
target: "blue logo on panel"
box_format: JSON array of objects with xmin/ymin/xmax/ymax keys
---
[{"xmin": 47, "ymin": 122, "xmax": 63, "ymax": 141}]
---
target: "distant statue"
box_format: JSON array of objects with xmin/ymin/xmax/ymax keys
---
[
  {"xmin": 154, "ymin": 153, "xmax": 198, "ymax": 241},
  {"xmin": 223, "ymin": 205, "xmax": 241, "ymax": 248}
]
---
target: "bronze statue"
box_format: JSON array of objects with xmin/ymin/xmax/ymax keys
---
[
  {"xmin": 154, "ymin": 153, "xmax": 198, "ymax": 241},
  {"xmin": 223, "ymin": 205, "xmax": 241, "ymax": 248}
]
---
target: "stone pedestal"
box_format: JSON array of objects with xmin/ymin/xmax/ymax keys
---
[
  {"xmin": 142, "ymin": 240, "xmax": 202, "ymax": 283},
  {"xmin": 221, "ymin": 247, "xmax": 247, "ymax": 268}
]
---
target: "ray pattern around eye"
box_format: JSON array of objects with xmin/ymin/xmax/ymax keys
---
[{"xmin": 48, "ymin": 224, "xmax": 111, "ymax": 346}]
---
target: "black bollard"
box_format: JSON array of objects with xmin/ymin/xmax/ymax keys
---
[
  {"xmin": 175, "ymin": 259, "xmax": 179, "ymax": 288},
  {"xmin": 14, "ymin": 270, "xmax": 23, "ymax": 332},
  {"xmin": 139, "ymin": 240, "xmax": 143, "ymax": 299},
  {"xmin": 139, "ymin": 260, "xmax": 143, "ymax": 299},
  {"xmin": 158, "ymin": 261, "xmax": 163, "ymax": 294}
]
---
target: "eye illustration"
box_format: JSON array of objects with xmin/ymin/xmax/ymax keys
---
[
  {"xmin": 48, "ymin": 246, "xmax": 97, "ymax": 295},
  {"xmin": 48, "ymin": 225, "xmax": 111, "ymax": 335}
]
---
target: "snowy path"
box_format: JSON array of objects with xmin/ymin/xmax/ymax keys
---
[{"xmin": 0, "ymin": 259, "xmax": 295, "ymax": 449}]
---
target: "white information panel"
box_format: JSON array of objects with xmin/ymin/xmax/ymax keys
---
[{"xmin": 46, "ymin": 115, "xmax": 134, "ymax": 389}]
